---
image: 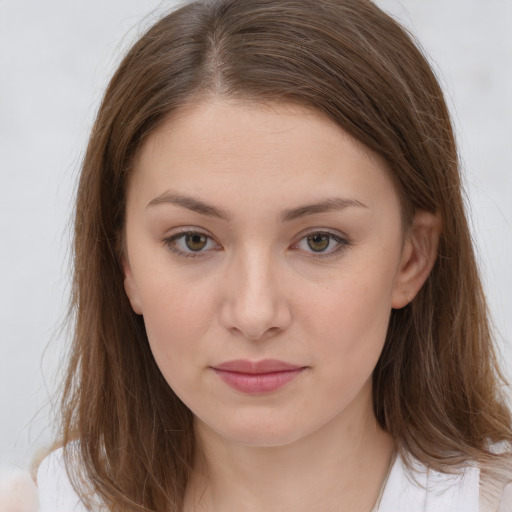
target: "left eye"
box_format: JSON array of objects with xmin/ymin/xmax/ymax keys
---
[
  {"xmin": 293, "ymin": 232, "xmax": 347, "ymax": 255},
  {"xmin": 164, "ymin": 231, "xmax": 220, "ymax": 256}
]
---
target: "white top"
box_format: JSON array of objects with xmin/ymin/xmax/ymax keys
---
[
  {"xmin": 37, "ymin": 450, "xmax": 89, "ymax": 512},
  {"xmin": 377, "ymin": 453, "xmax": 480, "ymax": 511},
  {"xmin": 35, "ymin": 448, "xmax": 512, "ymax": 512}
]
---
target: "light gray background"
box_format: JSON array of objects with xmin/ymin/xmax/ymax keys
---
[{"xmin": 1, "ymin": 0, "xmax": 511, "ymax": 470}]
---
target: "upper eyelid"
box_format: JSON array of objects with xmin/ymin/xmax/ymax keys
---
[
  {"xmin": 298, "ymin": 227, "xmax": 345, "ymax": 236},
  {"xmin": 292, "ymin": 227, "xmax": 348, "ymax": 242},
  {"xmin": 166, "ymin": 226, "xmax": 212, "ymax": 236}
]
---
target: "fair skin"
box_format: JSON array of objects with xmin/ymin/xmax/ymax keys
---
[{"xmin": 122, "ymin": 98, "xmax": 440, "ymax": 512}]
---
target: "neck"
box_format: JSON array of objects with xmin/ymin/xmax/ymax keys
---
[{"xmin": 184, "ymin": 381, "xmax": 394, "ymax": 512}]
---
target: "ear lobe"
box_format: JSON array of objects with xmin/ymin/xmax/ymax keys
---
[
  {"xmin": 391, "ymin": 210, "xmax": 441, "ymax": 309},
  {"xmin": 122, "ymin": 257, "xmax": 143, "ymax": 315}
]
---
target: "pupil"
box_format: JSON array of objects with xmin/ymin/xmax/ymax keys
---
[
  {"xmin": 185, "ymin": 233, "xmax": 207, "ymax": 251},
  {"xmin": 308, "ymin": 234, "xmax": 329, "ymax": 252}
]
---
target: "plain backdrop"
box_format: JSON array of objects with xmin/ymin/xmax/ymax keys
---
[{"xmin": 1, "ymin": 0, "xmax": 511, "ymax": 470}]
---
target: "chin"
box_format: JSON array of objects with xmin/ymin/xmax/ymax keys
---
[
  {"xmin": 231, "ymin": 430, "xmax": 303, "ymax": 448},
  {"xmin": 196, "ymin": 413, "xmax": 313, "ymax": 449}
]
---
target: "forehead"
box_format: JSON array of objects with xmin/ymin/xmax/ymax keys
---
[{"xmin": 128, "ymin": 98, "xmax": 399, "ymax": 215}]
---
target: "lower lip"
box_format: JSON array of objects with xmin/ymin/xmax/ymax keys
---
[{"xmin": 213, "ymin": 368, "xmax": 305, "ymax": 394}]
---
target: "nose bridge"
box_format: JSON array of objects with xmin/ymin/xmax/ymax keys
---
[{"xmin": 220, "ymin": 244, "xmax": 290, "ymax": 340}]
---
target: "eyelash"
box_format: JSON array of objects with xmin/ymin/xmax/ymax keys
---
[{"xmin": 162, "ymin": 229, "xmax": 350, "ymax": 259}]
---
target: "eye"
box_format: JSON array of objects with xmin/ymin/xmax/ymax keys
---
[
  {"xmin": 163, "ymin": 230, "xmax": 221, "ymax": 257},
  {"xmin": 306, "ymin": 233, "xmax": 331, "ymax": 252},
  {"xmin": 292, "ymin": 231, "xmax": 348, "ymax": 257}
]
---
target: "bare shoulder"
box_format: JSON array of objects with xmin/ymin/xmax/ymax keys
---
[{"xmin": 0, "ymin": 467, "xmax": 39, "ymax": 512}]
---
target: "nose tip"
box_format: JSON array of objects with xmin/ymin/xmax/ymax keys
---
[
  {"xmin": 222, "ymin": 288, "xmax": 291, "ymax": 341},
  {"xmin": 219, "ymin": 256, "xmax": 291, "ymax": 340},
  {"xmin": 232, "ymin": 323, "xmax": 282, "ymax": 341}
]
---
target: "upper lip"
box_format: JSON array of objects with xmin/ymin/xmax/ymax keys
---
[{"xmin": 212, "ymin": 359, "xmax": 305, "ymax": 374}]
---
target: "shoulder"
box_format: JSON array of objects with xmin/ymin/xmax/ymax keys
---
[
  {"xmin": 480, "ymin": 450, "xmax": 512, "ymax": 512},
  {"xmin": 36, "ymin": 448, "xmax": 89, "ymax": 512},
  {"xmin": 497, "ymin": 483, "xmax": 512, "ymax": 512},
  {"xmin": 0, "ymin": 467, "xmax": 39, "ymax": 512},
  {"xmin": 378, "ymin": 450, "xmax": 512, "ymax": 512},
  {"xmin": 378, "ymin": 453, "xmax": 480, "ymax": 512}
]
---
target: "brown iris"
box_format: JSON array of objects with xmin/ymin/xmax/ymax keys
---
[
  {"xmin": 307, "ymin": 234, "xmax": 330, "ymax": 252},
  {"xmin": 185, "ymin": 233, "xmax": 208, "ymax": 251}
]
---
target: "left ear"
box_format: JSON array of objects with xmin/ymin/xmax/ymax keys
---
[
  {"xmin": 122, "ymin": 255, "xmax": 144, "ymax": 315},
  {"xmin": 391, "ymin": 210, "xmax": 442, "ymax": 309}
]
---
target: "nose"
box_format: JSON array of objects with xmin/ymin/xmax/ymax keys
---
[{"xmin": 219, "ymin": 247, "xmax": 292, "ymax": 340}]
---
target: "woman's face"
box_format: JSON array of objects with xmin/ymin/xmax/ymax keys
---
[{"xmin": 123, "ymin": 99, "xmax": 412, "ymax": 447}]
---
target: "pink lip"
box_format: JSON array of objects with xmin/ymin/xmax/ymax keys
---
[{"xmin": 211, "ymin": 359, "xmax": 307, "ymax": 394}]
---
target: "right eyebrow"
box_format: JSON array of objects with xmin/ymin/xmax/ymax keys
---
[
  {"xmin": 146, "ymin": 192, "xmax": 231, "ymax": 220},
  {"xmin": 279, "ymin": 197, "xmax": 367, "ymax": 222}
]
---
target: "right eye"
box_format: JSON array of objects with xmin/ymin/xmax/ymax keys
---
[{"xmin": 163, "ymin": 230, "xmax": 221, "ymax": 258}]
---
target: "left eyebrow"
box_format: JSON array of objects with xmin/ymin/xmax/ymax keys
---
[
  {"xmin": 146, "ymin": 192, "xmax": 231, "ymax": 220},
  {"xmin": 280, "ymin": 197, "xmax": 368, "ymax": 222}
]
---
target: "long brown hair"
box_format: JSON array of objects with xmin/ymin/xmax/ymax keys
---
[{"xmin": 59, "ymin": 0, "xmax": 512, "ymax": 510}]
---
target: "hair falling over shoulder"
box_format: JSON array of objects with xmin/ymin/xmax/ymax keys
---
[{"xmin": 56, "ymin": 0, "xmax": 512, "ymax": 510}]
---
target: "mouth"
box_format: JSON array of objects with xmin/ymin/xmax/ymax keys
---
[{"xmin": 211, "ymin": 359, "xmax": 308, "ymax": 394}]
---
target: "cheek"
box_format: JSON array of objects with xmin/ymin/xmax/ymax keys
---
[
  {"xmin": 301, "ymin": 291, "xmax": 390, "ymax": 419},
  {"xmin": 301, "ymin": 261, "xmax": 396, "ymax": 378},
  {"xmin": 136, "ymin": 274, "xmax": 219, "ymax": 377}
]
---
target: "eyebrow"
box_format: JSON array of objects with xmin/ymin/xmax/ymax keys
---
[
  {"xmin": 147, "ymin": 192, "xmax": 367, "ymax": 222},
  {"xmin": 279, "ymin": 197, "xmax": 367, "ymax": 222},
  {"xmin": 147, "ymin": 193, "xmax": 231, "ymax": 220}
]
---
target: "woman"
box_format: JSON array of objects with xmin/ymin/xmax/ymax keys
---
[{"xmin": 36, "ymin": 0, "xmax": 512, "ymax": 510}]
